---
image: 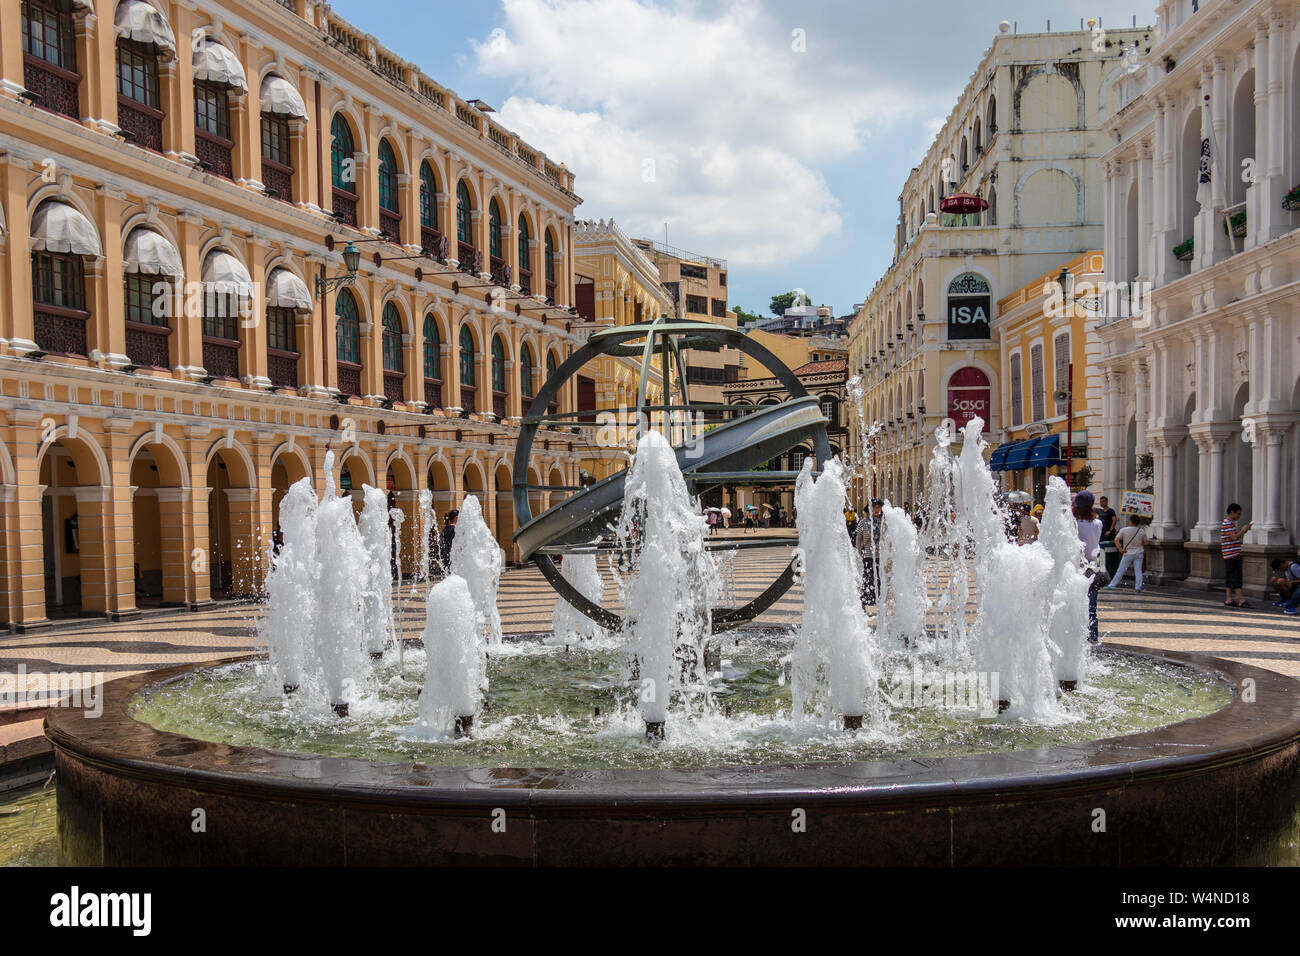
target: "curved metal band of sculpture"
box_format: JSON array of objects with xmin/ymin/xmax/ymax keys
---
[{"xmin": 511, "ymin": 317, "xmax": 831, "ymax": 633}]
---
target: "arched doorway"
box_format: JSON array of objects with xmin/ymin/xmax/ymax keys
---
[
  {"xmin": 130, "ymin": 436, "xmax": 188, "ymax": 607},
  {"xmin": 38, "ymin": 435, "xmax": 107, "ymax": 618},
  {"xmin": 495, "ymin": 461, "xmax": 515, "ymax": 562},
  {"xmin": 204, "ymin": 446, "xmax": 257, "ymax": 597},
  {"xmin": 387, "ymin": 454, "xmax": 418, "ymax": 577},
  {"xmin": 270, "ymin": 446, "xmax": 310, "ymax": 547}
]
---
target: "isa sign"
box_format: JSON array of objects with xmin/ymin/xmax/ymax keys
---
[
  {"xmin": 947, "ymin": 295, "xmax": 991, "ymax": 340},
  {"xmin": 1120, "ymin": 490, "xmax": 1155, "ymax": 517}
]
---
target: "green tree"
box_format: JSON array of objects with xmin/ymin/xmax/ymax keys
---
[
  {"xmin": 770, "ymin": 290, "xmax": 810, "ymax": 316},
  {"xmin": 734, "ymin": 306, "xmax": 764, "ymax": 326}
]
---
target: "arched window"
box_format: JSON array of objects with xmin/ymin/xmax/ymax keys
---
[
  {"xmin": 456, "ymin": 180, "xmax": 472, "ymax": 245},
  {"xmin": 381, "ymin": 302, "xmax": 404, "ymax": 402},
  {"xmin": 378, "ymin": 139, "xmax": 400, "ymax": 241},
  {"xmin": 546, "ymin": 350, "xmax": 559, "ymax": 414},
  {"xmin": 31, "ymin": 201, "xmax": 93, "ymax": 356},
  {"xmin": 423, "ymin": 314, "xmax": 442, "ymax": 407},
  {"xmin": 115, "ymin": 2, "xmax": 168, "ymax": 151},
  {"xmin": 378, "ymin": 140, "xmax": 398, "ymax": 211},
  {"xmin": 544, "ymin": 229, "xmax": 557, "ymax": 301},
  {"xmin": 491, "ymin": 336, "xmax": 507, "ymax": 418},
  {"xmin": 488, "ymin": 199, "xmax": 506, "ymax": 285},
  {"xmin": 22, "ymin": 0, "xmax": 81, "ymax": 119},
  {"xmin": 460, "ymin": 325, "xmax": 475, "ymax": 411},
  {"xmin": 330, "ymin": 113, "xmax": 357, "ymax": 226},
  {"xmin": 520, "ymin": 342, "xmax": 534, "ymax": 401},
  {"xmin": 260, "ymin": 75, "xmax": 298, "ymax": 203},
  {"xmin": 193, "ymin": 37, "xmax": 242, "ymax": 180},
  {"xmin": 419, "ymin": 162, "xmax": 439, "ymax": 255},
  {"xmin": 335, "ymin": 289, "xmax": 362, "ymax": 397},
  {"xmin": 517, "ymin": 214, "xmax": 532, "ymax": 294}
]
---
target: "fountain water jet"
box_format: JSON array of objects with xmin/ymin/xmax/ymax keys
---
[
  {"xmin": 358, "ymin": 486, "xmax": 395, "ymax": 660},
  {"xmin": 616, "ymin": 430, "xmax": 716, "ymax": 739},
  {"xmin": 411, "ymin": 575, "xmax": 482, "ymax": 738},
  {"xmin": 449, "ymin": 495, "xmax": 504, "ymax": 647},
  {"xmin": 261, "ymin": 477, "xmax": 318, "ymax": 695},
  {"xmin": 314, "ymin": 452, "xmax": 369, "ymax": 717},
  {"xmin": 791, "ymin": 457, "xmax": 879, "ymax": 730},
  {"xmin": 552, "ymin": 548, "xmax": 606, "ymax": 644},
  {"xmin": 1039, "ymin": 476, "xmax": 1089, "ymax": 689}
]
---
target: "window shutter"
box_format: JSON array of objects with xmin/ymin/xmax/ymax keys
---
[{"xmin": 1030, "ymin": 344, "xmax": 1044, "ymax": 422}]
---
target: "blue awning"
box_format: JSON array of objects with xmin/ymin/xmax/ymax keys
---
[
  {"xmin": 1003, "ymin": 439, "xmax": 1039, "ymax": 472},
  {"xmin": 1029, "ymin": 434, "xmax": 1065, "ymax": 468},
  {"xmin": 989, "ymin": 441, "xmax": 1016, "ymax": 471}
]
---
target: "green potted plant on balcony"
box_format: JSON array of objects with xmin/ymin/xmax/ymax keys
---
[
  {"xmin": 1172, "ymin": 237, "xmax": 1194, "ymax": 261},
  {"xmin": 1222, "ymin": 210, "xmax": 1247, "ymax": 238},
  {"xmin": 1283, "ymin": 185, "xmax": 1300, "ymax": 211}
]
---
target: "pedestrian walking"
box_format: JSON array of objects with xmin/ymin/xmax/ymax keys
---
[
  {"xmin": 438, "ymin": 509, "xmax": 459, "ymax": 573},
  {"xmin": 1107, "ymin": 515, "xmax": 1147, "ymax": 591},
  {"xmin": 1075, "ymin": 490, "xmax": 1105, "ymax": 643},
  {"xmin": 1017, "ymin": 505, "xmax": 1040, "ymax": 545},
  {"xmin": 857, "ymin": 499, "xmax": 884, "ymax": 606},
  {"xmin": 1221, "ymin": 503, "xmax": 1252, "ymax": 608}
]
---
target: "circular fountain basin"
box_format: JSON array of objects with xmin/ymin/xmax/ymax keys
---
[{"xmin": 46, "ymin": 646, "xmax": 1300, "ymax": 866}]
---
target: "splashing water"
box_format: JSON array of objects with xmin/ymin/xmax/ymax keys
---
[
  {"xmin": 879, "ymin": 501, "xmax": 928, "ymax": 652},
  {"xmin": 416, "ymin": 489, "xmax": 435, "ymax": 583},
  {"xmin": 552, "ymin": 548, "xmax": 607, "ymax": 643},
  {"xmin": 261, "ymin": 477, "xmax": 318, "ymax": 693},
  {"xmin": 409, "ymin": 574, "xmax": 482, "ymax": 737},
  {"xmin": 313, "ymin": 452, "xmax": 369, "ymax": 711},
  {"xmin": 449, "ymin": 495, "xmax": 504, "ymax": 647},
  {"xmin": 358, "ymin": 486, "xmax": 394, "ymax": 658},
  {"xmin": 616, "ymin": 430, "xmax": 716, "ymax": 729},
  {"xmin": 1039, "ymin": 476, "xmax": 1089, "ymax": 685},
  {"xmin": 790, "ymin": 457, "xmax": 879, "ymax": 727}
]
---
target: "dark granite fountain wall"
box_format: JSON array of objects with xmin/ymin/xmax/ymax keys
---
[{"xmin": 47, "ymin": 648, "xmax": 1300, "ymax": 866}]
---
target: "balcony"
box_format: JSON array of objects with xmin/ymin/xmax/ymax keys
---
[
  {"xmin": 546, "ymin": 279, "xmax": 556, "ymax": 304},
  {"xmin": 424, "ymin": 378, "xmax": 442, "ymax": 408},
  {"xmin": 460, "ymin": 384, "xmax": 476, "ymax": 411},
  {"xmin": 332, "ymin": 189, "xmax": 358, "ymax": 228},
  {"xmin": 383, "ymin": 371, "xmax": 405, "ymax": 404},
  {"xmin": 24, "ymin": 57, "xmax": 80, "ymax": 121},
  {"xmin": 337, "ymin": 361, "xmax": 362, "ymax": 398},
  {"xmin": 380, "ymin": 209, "xmax": 402, "ymax": 244},
  {"xmin": 492, "ymin": 390, "xmax": 507, "ymax": 419},
  {"xmin": 34, "ymin": 306, "xmax": 89, "ymax": 357},
  {"xmin": 421, "ymin": 227, "xmax": 444, "ymax": 260},
  {"xmin": 117, "ymin": 97, "xmax": 163, "ymax": 152},
  {"xmin": 518, "ymin": 268, "xmax": 531, "ymax": 296},
  {"xmin": 489, "ymin": 255, "xmax": 510, "ymax": 287},
  {"xmin": 262, "ymin": 158, "xmax": 293, "ymax": 203},
  {"xmin": 125, "ymin": 322, "xmax": 171, "ymax": 370},
  {"xmin": 202, "ymin": 337, "xmax": 240, "ymax": 380},
  {"xmin": 268, "ymin": 348, "xmax": 299, "ymax": 389},
  {"xmin": 458, "ymin": 242, "xmax": 479, "ymax": 273},
  {"xmin": 195, "ymin": 130, "xmax": 234, "ymax": 180}
]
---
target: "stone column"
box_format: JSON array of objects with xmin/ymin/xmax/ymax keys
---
[
  {"xmin": 224, "ymin": 487, "xmax": 266, "ymax": 597},
  {"xmin": 1, "ymin": 157, "xmax": 36, "ymax": 352},
  {"xmin": 71, "ymin": 485, "xmax": 110, "ymax": 614},
  {"xmin": 243, "ymin": 233, "xmax": 271, "ymax": 387},
  {"xmin": 174, "ymin": 212, "xmax": 206, "ymax": 379}
]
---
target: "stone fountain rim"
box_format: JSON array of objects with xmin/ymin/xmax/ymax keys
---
[{"xmin": 44, "ymin": 646, "xmax": 1300, "ymax": 814}]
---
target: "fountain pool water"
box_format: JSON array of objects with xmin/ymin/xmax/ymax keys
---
[{"xmin": 135, "ymin": 421, "xmax": 1227, "ymax": 767}]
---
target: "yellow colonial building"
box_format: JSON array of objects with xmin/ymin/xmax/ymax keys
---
[
  {"xmin": 572, "ymin": 218, "xmax": 671, "ymax": 481},
  {"xmin": 989, "ymin": 251, "xmax": 1104, "ymax": 501},
  {"xmin": 0, "ymin": 0, "xmax": 593, "ymax": 628}
]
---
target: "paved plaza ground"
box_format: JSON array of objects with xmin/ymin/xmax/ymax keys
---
[{"xmin": 3, "ymin": 531, "xmax": 1299, "ymax": 769}]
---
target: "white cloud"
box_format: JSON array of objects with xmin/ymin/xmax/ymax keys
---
[{"xmin": 470, "ymin": 0, "xmax": 926, "ymax": 266}]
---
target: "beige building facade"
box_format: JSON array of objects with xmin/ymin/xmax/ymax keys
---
[
  {"xmin": 1098, "ymin": 0, "xmax": 1300, "ymax": 595},
  {"xmin": 0, "ymin": 0, "xmax": 591, "ymax": 628},
  {"xmin": 847, "ymin": 22, "xmax": 1151, "ymax": 509}
]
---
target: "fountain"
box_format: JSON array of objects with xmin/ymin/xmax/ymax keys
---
[
  {"xmin": 791, "ymin": 457, "xmax": 878, "ymax": 730},
  {"xmin": 44, "ymin": 326, "xmax": 1300, "ymax": 866}
]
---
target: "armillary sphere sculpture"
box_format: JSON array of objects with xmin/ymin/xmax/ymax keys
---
[{"xmin": 512, "ymin": 317, "xmax": 831, "ymax": 633}]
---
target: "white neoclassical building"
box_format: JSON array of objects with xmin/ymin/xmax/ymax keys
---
[{"xmin": 1098, "ymin": 0, "xmax": 1300, "ymax": 595}]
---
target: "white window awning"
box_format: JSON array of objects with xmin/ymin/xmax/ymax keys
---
[
  {"xmin": 193, "ymin": 39, "xmax": 247, "ymax": 92},
  {"xmin": 30, "ymin": 201, "xmax": 102, "ymax": 258},
  {"xmin": 266, "ymin": 268, "xmax": 312, "ymax": 313},
  {"xmin": 124, "ymin": 227, "xmax": 183, "ymax": 276},
  {"xmin": 70, "ymin": 0, "xmax": 96, "ymax": 14},
  {"xmin": 260, "ymin": 74, "xmax": 307, "ymax": 120},
  {"xmin": 114, "ymin": 0, "xmax": 177, "ymax": 59},
  {"xmin": 202, "ymin": 250, "xmax": 253, "ymax": 297}
]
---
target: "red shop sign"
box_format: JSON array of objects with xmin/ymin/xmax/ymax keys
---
[{"xmin": 947, "ymin": 367, "xmax": 990, "ymax": 432}]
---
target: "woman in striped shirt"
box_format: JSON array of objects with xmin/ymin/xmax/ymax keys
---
[{"xmin": 1221, "ymin": 503, "xmax": 1252, "ymax": 608}]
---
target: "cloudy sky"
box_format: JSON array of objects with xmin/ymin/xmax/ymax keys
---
[{"xmin": 330, "ymin": 0, "xmax": 1158, "ymax": 316}]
